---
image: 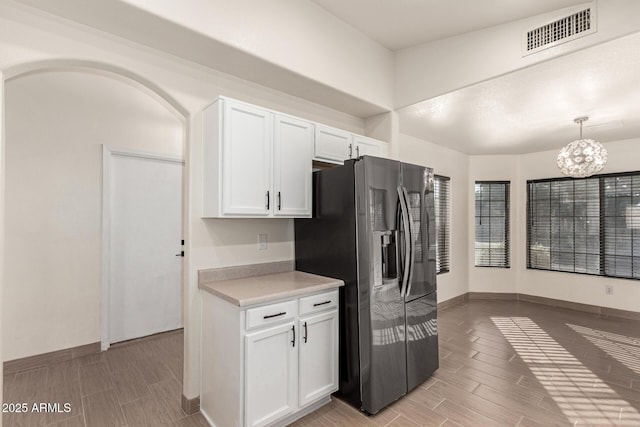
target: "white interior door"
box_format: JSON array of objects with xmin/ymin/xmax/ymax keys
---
[{"xmin": 107, "ymin": 149, "xmax": 183, "ymax": 344}]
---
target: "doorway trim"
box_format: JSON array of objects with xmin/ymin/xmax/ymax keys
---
[{"xmin": 101, "ymin": 144, "xmax": 184, "ymax": 351}]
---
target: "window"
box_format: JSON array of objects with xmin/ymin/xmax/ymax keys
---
[
  {"xmin": 434, "ymin": 175, "xmax": 450, "ymax": 274},
  {"xmin": 603, "ymin": 175, "xmax": 640, "ymax": 278},
  {"xmin": 527, "ymin": 172, "xmax": 640, "ymax": 280},
  {"xmin": 527, "ymin": 179, "xmax": 599, "ymax": 274},
  {"xmin": 475, "ymin": 181, "xmax": 510, "ymax": 267}
]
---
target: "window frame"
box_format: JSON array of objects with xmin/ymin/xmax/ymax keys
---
[
  {"xmin": 474, "ymin": 181, "xmax": 511, "ymax": 268},
  {"xmin": 526, "ymin": 170, "xmax": 640, "ymax": 281}
]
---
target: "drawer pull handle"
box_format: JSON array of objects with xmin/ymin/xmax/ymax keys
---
[
  {"xmin": 313, "ymin": 300, "xmax": 332, "ymax": 307},
  {"xmin": 263, "ymin": 312, "xmax": 286, "ymax": 319}
]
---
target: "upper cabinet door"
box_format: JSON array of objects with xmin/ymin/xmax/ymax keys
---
[
  {"xmin": 352, "ymin": 135, "xmax": 385, "ymax": 158},
  {"xmin": 314, "ymin": 124, "xmax": 351, "ymax": 164},
  {"xmin": 222, "ymin": 100, "xmax": 272, "ymax": 216},
  {"xmin": 273, "ymin": 115, "xmax": 313, "ymax": 217}
]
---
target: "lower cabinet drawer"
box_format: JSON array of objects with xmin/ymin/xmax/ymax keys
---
[
  {"xmin": 245, "ymin": 300, "xmax": 297, "ymax": 331},
  {"xmin": 299, "ymin": 290, "xmax": 339, "ymax": 316}
]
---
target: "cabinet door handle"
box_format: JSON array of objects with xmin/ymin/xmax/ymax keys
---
[
  {"xmin": 303, "ymin": 321, "xmax": 308, "ymax": 343},
  {"xmin": 291, "ymin": 325, "xmax": 296, "ymax": 347},
  {"xmin": 277, "ymin": 191, "xmax": 281, "ymax": 211},
  {"xmin": 266, "ymin": 191, "xmax": 270, "ymax": 210},
  {"xmin": 348, "ymin": 143, "xmax": 353, "ymax": 158},
  {"xmin": 356, "ymin": 145, "xmax": 360, "ymax": 157},
  {"xmin": 263, "ymin": 312, "xmax": 286, "ymax": 319},
  {"xmin": 313, "ymin": 300, "xmax": 331, "ymax": 307}
]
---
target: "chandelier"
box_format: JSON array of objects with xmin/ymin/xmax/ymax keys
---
[{"xmin": 556, "ymin": 116, "xmax": 607, "ymax": 178}]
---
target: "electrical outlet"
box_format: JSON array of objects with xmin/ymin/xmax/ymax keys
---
[
  {"xmin": 605, "ymin": 284, "xmax": 614, "ymax": 295},
  {"xmin": 258, "ymin": 233, "xmax": 268, "ymax": 250}
]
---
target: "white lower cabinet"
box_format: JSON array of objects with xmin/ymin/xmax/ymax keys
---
[
  {"xmin": 298, "ymin": 311, "xmax": 338, "ymax": 406},
  {"xmin": 201, "ymin": 289, "xmax": 339, "ymax": 427},
  {"xmin": 245, "ymin": 322, "xmax": 298, "ymax": 427}
]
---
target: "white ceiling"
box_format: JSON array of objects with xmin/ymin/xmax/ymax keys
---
[
  {"xmin": 312, "ymin": 0, "xmax": 640, "ymax": 155},
  {"xmin": 311, "ymin": 0, "xmax": 587, "ymax": 50},
  {"xmin": 398, "ymin": 32, "xmax": 640, "ymax": 155},
  {"xmin": 14, "ymin": 0, "xmax": 640, "ymax": 155}
]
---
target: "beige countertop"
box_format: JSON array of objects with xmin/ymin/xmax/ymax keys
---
[{"xmin": 199, "ymin": 270, "xmax": 344, "ymax": 307}]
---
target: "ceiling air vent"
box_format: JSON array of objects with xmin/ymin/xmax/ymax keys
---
[{"xmin": 523, "ymin": 4, "xmax": 597, "ymax": 56}]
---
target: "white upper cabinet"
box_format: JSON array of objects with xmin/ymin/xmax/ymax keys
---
[
  {"xmin": 273, "ymin": 115, "xmax": 313, "ymax": 217},
  {"xmin": 203, "ymin": 97, "xmax": 312, "ymax": 218},
  {"xmin": 222, "ymin": 100, "xmax": 272, "ymax": 216},
  {"xmin": 314, "ymin": 124, "xmax": 387, "ymax": 165},
  {"xmin": 352, "ymin": 134, "xmax": 386, "ymax": 158},
  {"xmin": 314, "ymin": 124, "xmax": 352, "ymax": 164},
  {"xmin": 203, "ymin": 96, "xmax": 388, "ymax": 217}
]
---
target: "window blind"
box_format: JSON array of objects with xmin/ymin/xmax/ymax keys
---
[
  {"xmin": 475, "ymin": 181, "xmax": 510, "ymax": 268},
  {"xmin": 527, "ymin": 172, "xmax": 640, "ymax": 280},
  {"xmin": 434, "ymin": 175, "xmax": 450, "ymax": 274},
  {"xmin": 603, "ymin": 175, "xmax": 640, "ymax": 279},
  {"xmin": 527, "ymin": 179, "xmax": 600, "ymax": 274}
]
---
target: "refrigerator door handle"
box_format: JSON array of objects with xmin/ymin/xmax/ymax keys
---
[
  {"xmin": 401, "ymin": 186, "xmax": 416, "ymax": 297},
  {"xmin": 397, "ymin": 186, "xmax": 411, "ymax": 297}
]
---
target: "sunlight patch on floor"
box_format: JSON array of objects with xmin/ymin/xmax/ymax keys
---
[
  {"xmin": 492, "ymin": 316, "xmax": 640, "ymax": 425},
  {"xmin": 568, "ymin": 323, "xmax": 640, "ymax": 376}
]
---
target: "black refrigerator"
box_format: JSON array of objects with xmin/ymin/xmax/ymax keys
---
[{"xmin": 295, "ymin": 156, "xmax": 438, "ymax": 415}]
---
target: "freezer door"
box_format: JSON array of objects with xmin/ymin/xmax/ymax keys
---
[
  {"xmin": 355, "ymin": 156, "xmax": 407, "ymax": 414},
  {"xmin": 405, "ymin": 292, "xmax": 439, "ymax": 391},
  {"xmin": 401, "ymin": 164, "xmax": 437, "ymax": 301}
]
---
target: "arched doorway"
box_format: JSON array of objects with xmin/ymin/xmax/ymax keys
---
[{"xmin": 2, "ymin": 62, "xmax": 195, "ymax": 425}]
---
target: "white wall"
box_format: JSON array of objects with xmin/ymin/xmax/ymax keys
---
[
  {"xmin": 0, "ymin": 1, "xmax": 367, "ymax": 401},
  {"xmin": 465, "ymin": 140, "xmax": 640, "ymax": 313},
  {"xmin": 3, "ymin": 71, "xmax": 183, "ymax": 361},
  {"xmin": 112, "ymin": 0, "xmax": 396, "ymax": 111},
  {"xmin": 516, "ymin": 138, "xmax": 640, "ymax": 312},
  {"xmin": 365, "ymin": 111, "xmax": 400, "ymax": 160},
  {"xmin": 399, "ymin": 134, "xmax": 469, "ymax": 303},
  {"xmin": 396, "ymin": 137, "xmax": 640, "ymax": 313},
  {"xmin": 395, "ymin": 0, "xmax": 640, "ymax": 108}
]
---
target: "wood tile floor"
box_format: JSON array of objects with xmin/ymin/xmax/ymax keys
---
[
  {"xmin": 5, "ymin": 300, "xmax": 640, "ymax": 426},
  {"xmin": 293, "ymin": 300, "xmax": 640, "ymax": 427},
  {"xmin": 2, "ymin": 329, "xmax": 208, "ymax": 427}
]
